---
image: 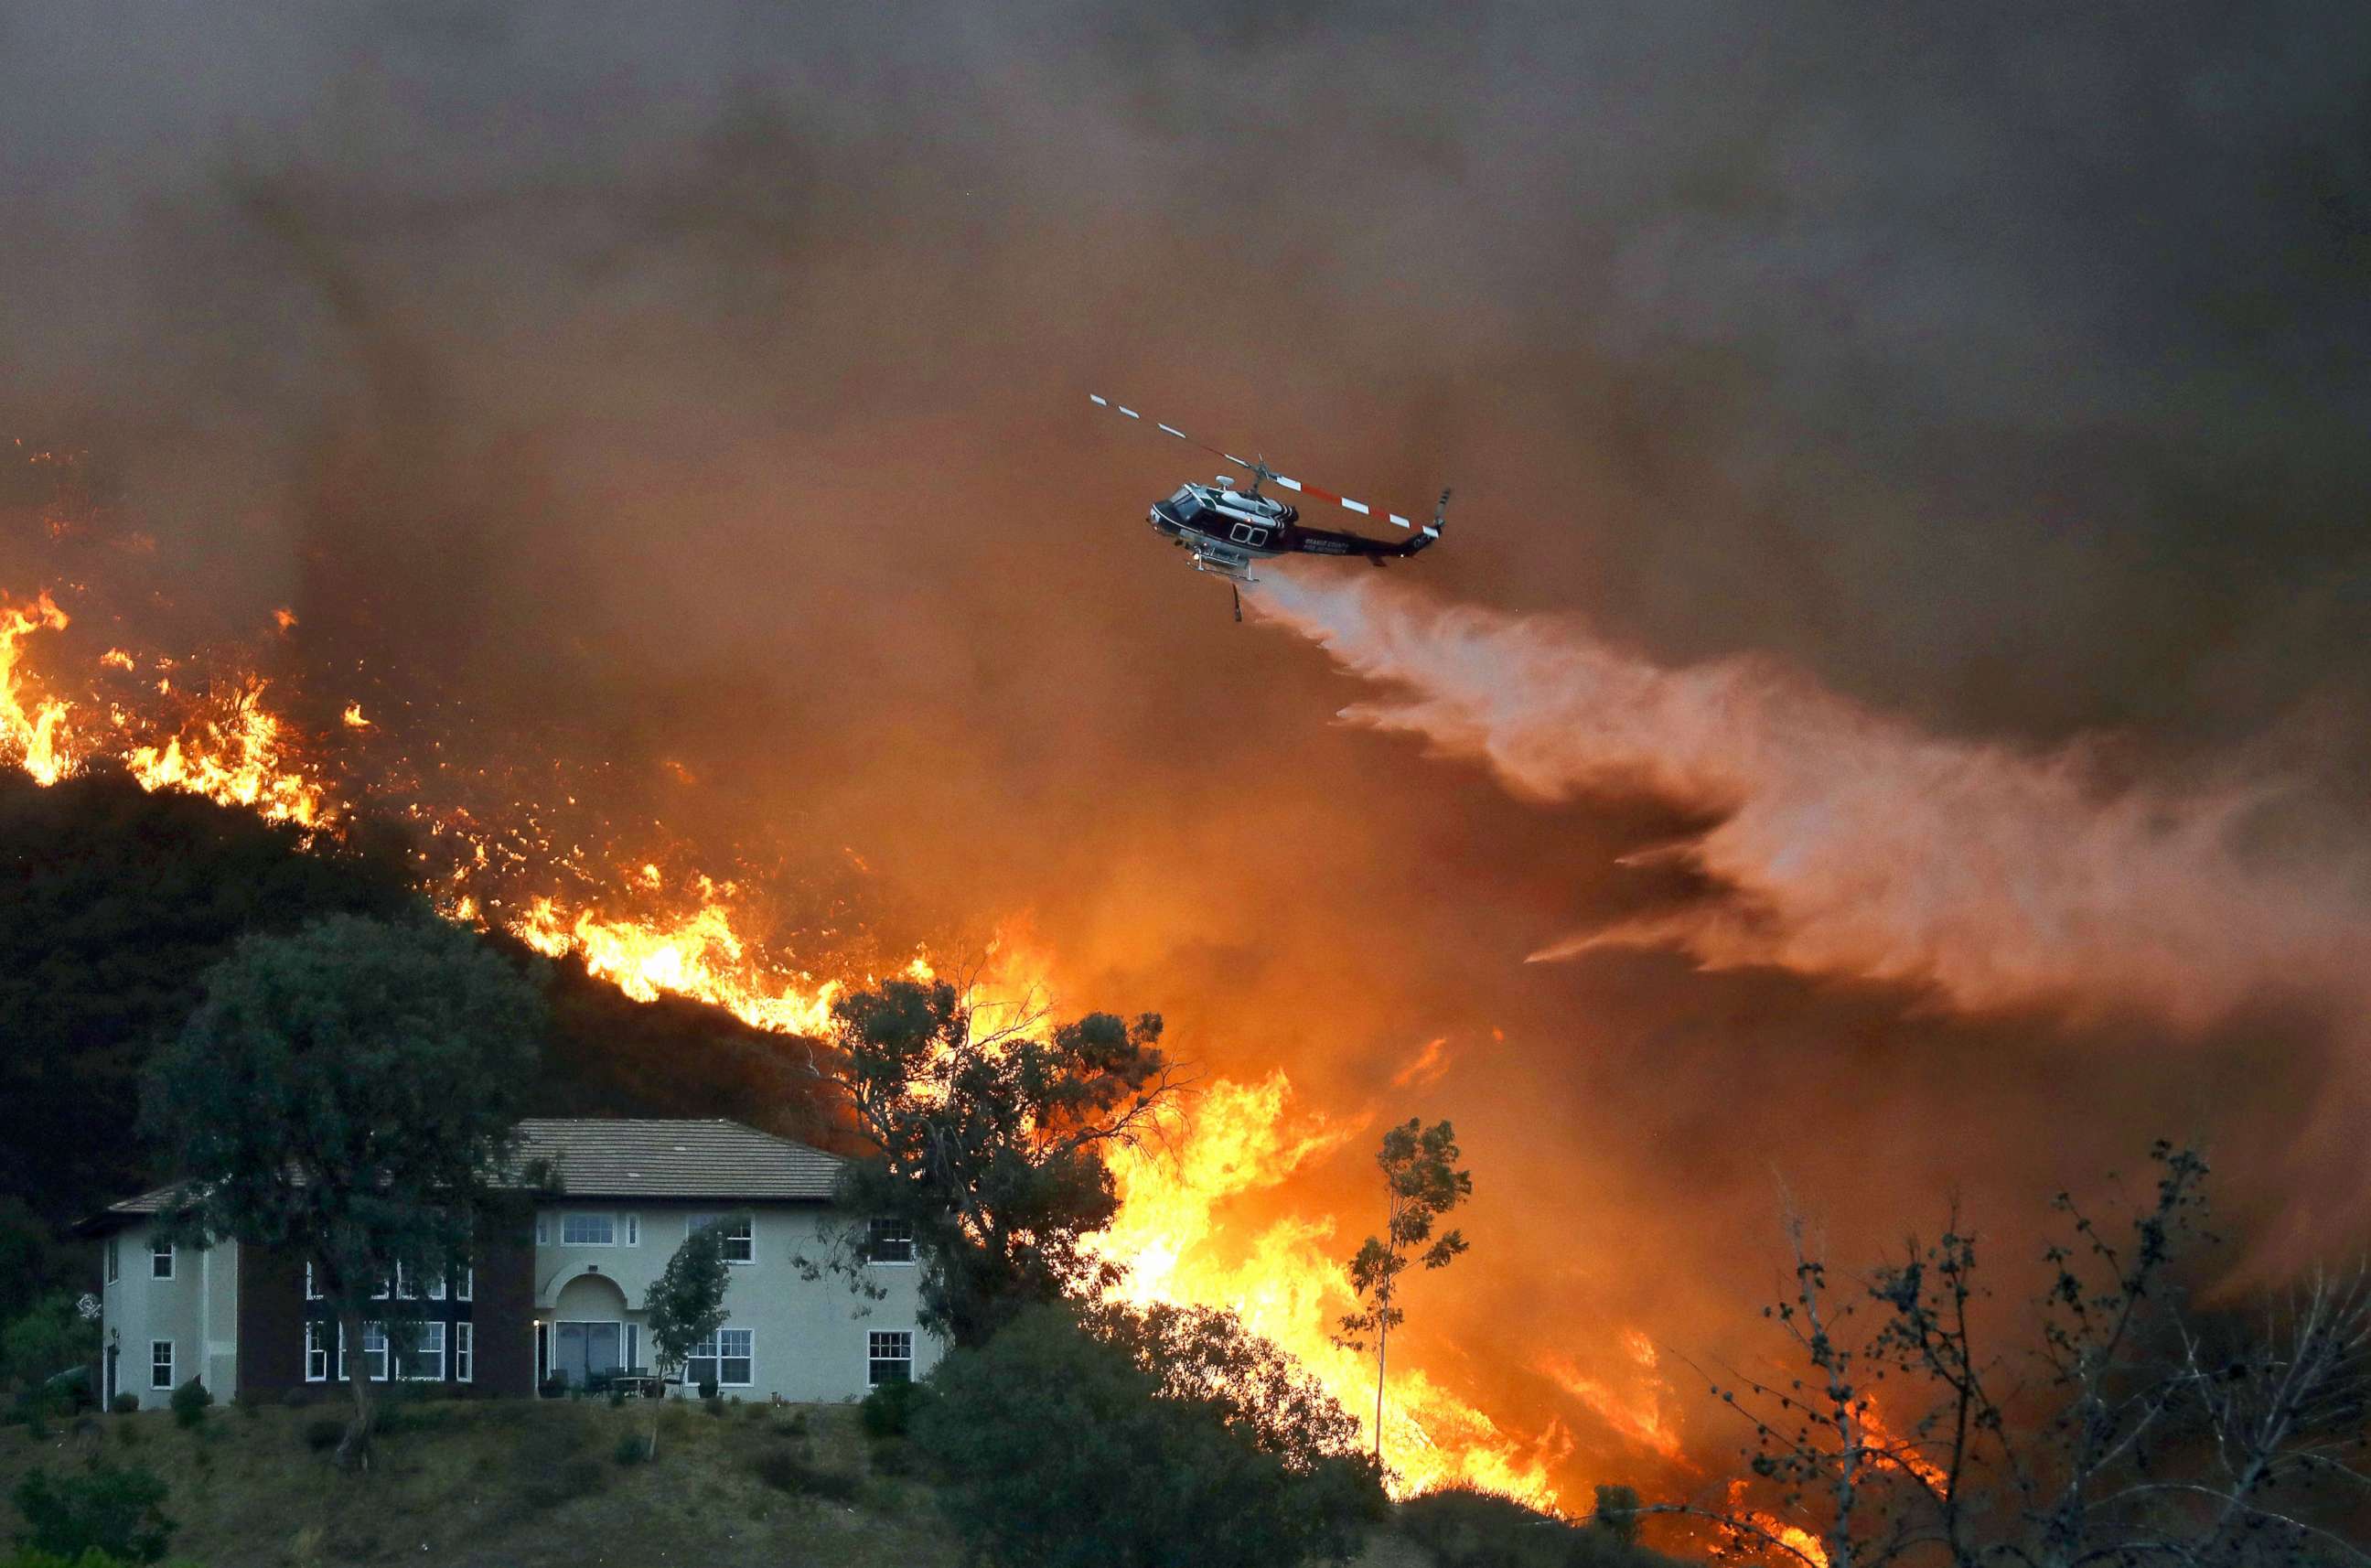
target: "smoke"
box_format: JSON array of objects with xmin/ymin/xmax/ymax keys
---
[{"xmin": 1252, "ymin": 574, "xmax": 2371, "ymax": 1030}]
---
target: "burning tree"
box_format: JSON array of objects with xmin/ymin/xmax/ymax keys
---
[
  {"xmin": 139, "ymin": 913, "xmax": 545, "ymax": 1469},
  {"xmin": 1666, "ymin": 1144, "xmax": 2371, "ymax": 1568},
  {"xmin": 804, "ymin": 976, "xmax": 1186, "ymax": 1348},
  {"xmin": 1335, "ymin": 1116, "xmax": 1473, "ymax": 1466}
]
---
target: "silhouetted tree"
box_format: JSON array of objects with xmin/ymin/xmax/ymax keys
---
[
  {"xmin": 803, "ymin": 977, "xmax": 1186, "ymax": 1347},
  {"xmin": 1336, "ymin": 1116, "xmax": 1472, "ymax": 1466},
  {"xmin": 140, "ymin": 913, "xmax": 545, "ymax": 1469},
  {"xmin": 1658, "ymin": 1144, "xmax": 2371, "ymax": 1568}
]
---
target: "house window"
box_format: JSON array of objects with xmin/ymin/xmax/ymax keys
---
[
  {"xmin": 304, "ymin": 1322, "xmax": 329, "ymax": 1382},
  {"xmin": 304, "ymin": 1262, "xmax": 322, "ymax": 1301},
  {"xmin": 534, "ymin": 1213, "xmax": 550, "ymax": 1246},
  {"xmin": 399, "ymin": 1321, "xmax": 446, "ymax": 1381},
  {"xmin": 456, "ymin": 1265, "xmax": 474, "ymax": 1303},
  {"xmin": 455, "ymin": 1323, "xmax": 473, "ymax": 1383},
  {"xmin": 864, "ymin": 1218, "xmax": 915, "ymax": 1264},
  {"xmin": 561, "ymin": 1213, "xmax": 615, "ymax": 1246},
  {"xmin": 868, "ymin": 1331, "xmax": 913, "ymax": 1387},
  {"xmin": 625, "ymin": 1214, "xmax": 639, "ymax": 1247},
  {"xmin": 150, "ymin": 1240, "xmax": 174, "ymax": 1280},
  {"xmin": 150, "ymin": 1340, "xmax": 175, "ymax": 1390},
  {"xmin": 684, "ymin": 1327, "xmax": 753, "ymax": 1389},
  {"xmin": 689, "ymin": 1212, "xmax": 756, "ymax": 1264},
  {"xmin": 105, "ymin": 1239, "xmax": 119, "ymax": 1284},
  {"xmin": 338, "ymin": 1324, "xmax": 389, "ymax": 1382},
  {"xmin": 393, "ymin": 1264, "xmax": 418, "ymax": 1301}
]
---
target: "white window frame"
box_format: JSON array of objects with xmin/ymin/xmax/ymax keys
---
[
  {"xmin": 150, "ymin": 1339, "xmax": 175, "ymax": 1390},
  {"xmin": 304, "ymin": 1321, "xmax": 329, "ymax": 1382},
  {"xmin": 688, "ymin": 1211, "xmax": 756, "ymax": 1265},
  {"xmin": 534, "ymin": 1213, "xmax": 550, "ymax": 1246},
  {"xmin": 625, "ymin": 1214, "xmax": 638, "ymax": 1247},
  {"xmin": 864, "ymin": 1217, "xmax": 916, "ymax": 1265},
  {"xmin": 456, "ymin": 1265, "xmax": 474, "ymax": 1303},
  {"xmin": 399, "ymin": 1321, "xmax": 446, "ymax": 1381},
  {"xmin": 150, "ymin": 1240, "xmax": 175, "ymax": 1280},
  {"xmin": 560, "ymin": 1212, "xmax": 617, "ymax": 1247},
  {"xmin": 338, "ymin": 1323, "xmax": 390, "ymax": 1383},
  {"xmin": 304, "ymin": 1262, "xmax": 322, "ymax": 1301},
  {"xmin": 105, "ymin": 1238, "xmax": 120, "ymax": 1284},
  {"xmin": 867, "ymin": 1330, "xmax": 914, "ymax": 1388},
  {"xmin": 682, "ymin": 1326, "xmax": 754, "ymax": 1389},
  {"xmin": 454, "ymin": 1322, "xmax": 473, "ymax": 1384}
]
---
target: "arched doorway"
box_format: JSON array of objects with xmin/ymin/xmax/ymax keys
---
[{"xmin": 543, "ymin": 1273, "xmax": 635, "ymax": 1391}]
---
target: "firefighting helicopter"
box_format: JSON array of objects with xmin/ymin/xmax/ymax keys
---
[{"xmin": 1089, "ymin": 393, "xmax": 1450, "ymax": 619}]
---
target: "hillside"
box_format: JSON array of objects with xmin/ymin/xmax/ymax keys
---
[
  {"xmin": 0, "ymin": 768, "xmax": 847, "ymax": 1230},
  {"xmin": 0, "ymin": 1398, "xmax": 1438, "ymax": 1568}
]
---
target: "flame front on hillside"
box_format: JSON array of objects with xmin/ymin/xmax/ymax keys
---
[{"xmin": 0, "ymin": 577, "xmax": 1567, "ymax": 1508}]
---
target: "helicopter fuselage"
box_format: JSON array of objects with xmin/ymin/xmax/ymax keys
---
[{"xmin": 1148, "ymin": 480, "xmax": 1411, "ymax": 581}]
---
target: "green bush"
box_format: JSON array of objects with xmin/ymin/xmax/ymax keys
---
[
  {"xmin": 166, "ymin": 1380, "xmax": 209, "ymax": 1432},
  {"xmin": 702, "ymin": 1394, "xmax": 724, "ymax": 1418},
  {"xmin": 520, "ymin": 1456, "xmax": 608, "ymax": 1509},
  {"xmin": 612, "ymin": 1432, "xmax": 650, "ymax": 1466},
  {"xmin": 9, "ymin": 1464, "xmax": 176, "ymax": 1564},
  {"xmin": 1399, "ymin": 1486, "xmax": 1675, "ymax": 1568},
  {"xmin": 859, "ymin": 1378, "xmax": 926, "ymax": 1439},
  {"xmin": 107, "ymin": 1395, "xmax": 137, "ymax": 1417},
  {"xmin": 915, "ymin": 1305, "xmax": 1383, "ymax": 1568},
  {"xmin": 749, "ymin": 1449, "xmax": 862, "ymax": 1501}
]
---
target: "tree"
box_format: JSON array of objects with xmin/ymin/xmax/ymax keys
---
[
  {"xmin": 139, "ymin": 912, "xmax": 546, "ymax": 1469},
  {"xmin": 1335, "ymin": 1116, "xmax": 1472, "ymax": 1465},
  {"xmin": 806, "ymin": 978, "xmax": 1186, "ymax": 1348},
  {"xmin": 1660, "ymin": 1144, "xmax": 2371, "ymax": 1568},
  {"xmin": 913, "ymin": 1303, "xmax": 1383, "ymax": 1568},
  {"xmin": 643, "ymin": 1217, "xmax": 734, "ymax": 1453},
  {"xmin": 1, "ymin": 1292, "xmax": 98, "ymax": 1393}
]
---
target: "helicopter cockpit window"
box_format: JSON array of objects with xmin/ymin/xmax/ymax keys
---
[{"xmin": 1167, "ymin": 486, "xmax": 1199, "ymax": 510}]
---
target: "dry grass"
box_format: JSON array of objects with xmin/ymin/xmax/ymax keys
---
[
  {"xmin": 0, "ymin": 1398, "xmax": 953, "ymax": 1568},
  {"xmin": 0, "ymin": 1400, "xmax": 1434, "ymax": 1567}
]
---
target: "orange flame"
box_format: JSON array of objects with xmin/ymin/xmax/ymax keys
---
[
  {"xmin": 1098, "ymin": 1073, "xmax": 1563, "ymax": 1506},
  {"xmin": 0, "ymin": 591, "xmax": 75, "ymax": 785}
]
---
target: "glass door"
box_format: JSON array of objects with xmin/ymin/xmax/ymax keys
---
[{"xmin": 551, "ymin": 1322, "xmax": 622, "ymax": 1390}]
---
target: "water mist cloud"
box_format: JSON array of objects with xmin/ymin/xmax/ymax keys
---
[{"xmin": 1251, "ymin": 573, "xmax": 2371, "ymax": 1033}]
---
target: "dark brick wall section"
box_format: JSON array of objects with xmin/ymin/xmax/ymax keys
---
[
  {"xmin": 231, "ymin": 1223, "xmax": 537, "ymax": 1400},
  {"xmin": 476, "ymin": 1230, "xmax": 536, "ymax": 1397},
  {"xmin": 235, "ymin": 1244, "xmax": 308, "ymax": 1399}
]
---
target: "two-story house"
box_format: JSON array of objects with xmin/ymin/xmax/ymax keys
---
[{"xmin": 79, "ymin": 1118, "xmax": 939, "ymax": 1408}]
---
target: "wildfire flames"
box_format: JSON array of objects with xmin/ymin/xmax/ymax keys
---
[{"xmin": 0, "ymin": 577, "xmax": 1578, "ymax": 1509}]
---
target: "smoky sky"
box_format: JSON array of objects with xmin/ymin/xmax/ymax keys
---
[{"xmin": 5, "ymin": 0, "xmax": 2370, "ymax": 1493}]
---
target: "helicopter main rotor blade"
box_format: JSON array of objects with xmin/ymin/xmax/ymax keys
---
[
  {"xmin": 1269, "ymin": 472, "xmax": 1413, "ymax": 529},
  {"xmin": 1089, "ymin": 394, "xmax": 1251, "ymax": 471},
  {"xmin": 1089, "ymin": 393, "xmax": 1417, "ymax": 523}
]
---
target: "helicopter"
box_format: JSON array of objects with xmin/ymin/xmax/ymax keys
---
[{"xmin": 1089, "ymin": 393, "xmax": 1450, "ymax": 618}]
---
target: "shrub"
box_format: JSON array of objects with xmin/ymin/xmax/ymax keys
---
[
  {"xmin": 301, "ymin": 1417, "xmax": 346, "ymax": 1454},
  {"xmin": 916, "ymin": 1305, "xmax": 1384, "ymax": 1568},
  {"xmin": 1399, "ymin": 1486, "xmax": 1670, "ymax": 1568},
  {"xmin": 696, "ymin": 1377, "xmax": 718, "ymax": 1402},
  {"xmin": 9, "ymin": 1464, "xmax": 176, "ymax": 1563},
  {"xmin": 702, "ymin": 1394, "xmax": 724, "ymax": 1418},
  {"xmin": 166, "ymin": 1380, "xmax": 210, "ymax": 1432},
  {"xmin": 521, "ymin": 1456, "xmax": 608, "ymax": 1509},
  {"xmin": 606, "ymin": 1389, "xmax": 626, "ymax": 1409},
  {"xmin": 860, "ymin": 1378, "xmax": 926, "ymax": 1439},
  {"xmin": 613, "ymin": 1431, "xmax": 651, "ymax": 1466},
  {"xmin": 749, "ymin": 1449, "xmax": 862, "ymax": 1501},
  {"xmin": 868, "ymin": 1436, "xmax": 918, "ymax": 1477},
  {"xmin": 108, "ymin": 1394, "xmax": 138, "ymax": 1417}
]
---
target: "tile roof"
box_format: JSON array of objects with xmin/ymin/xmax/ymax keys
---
[{"xmin": 514, "ymin": 1118, "xmax": 844, "ymax": 1201}]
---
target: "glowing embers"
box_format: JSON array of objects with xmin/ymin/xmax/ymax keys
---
[{"xmin": 511, "ymin": 889, "xmax": 847, "ymax": 1036}]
